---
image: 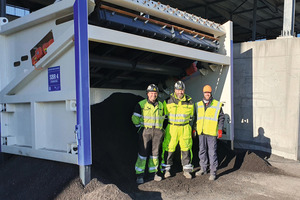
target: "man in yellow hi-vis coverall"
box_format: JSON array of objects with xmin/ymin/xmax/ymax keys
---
[
  {"xmin": 132, "ymin": 84, "xmax": 165, "ymax": 184},
  {"xmin": 161, "ymin": 81, "xmax": 194, "ymax": 179}
]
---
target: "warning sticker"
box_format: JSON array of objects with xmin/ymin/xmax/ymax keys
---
[{"xmin": 48, "ymin": 66, "xmax": 61, "ymax": 92}]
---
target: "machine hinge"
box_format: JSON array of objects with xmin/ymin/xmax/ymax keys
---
[{"xmin": 75, "ymin": 124, "xmax": 81, "ymax": 145}]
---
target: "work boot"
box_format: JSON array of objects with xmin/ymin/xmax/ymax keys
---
[
  {"xmin": 195, "ymin": 169, "xmax": 207, "ymax": 176},
  {"xmin": 209, "ymin": 174, "xmax": 216, "ymax": 181},
  {"xmin": 183, "ymin": 171, "xmax": 192, "ymax": 179},
  {"xmin": 164, "ymin": 171, "xmax": 171, "ymax": 178},
  {"xmin": 136, "ymin": 175, "xmax": 144, "ymax": 184},
  {"xmin": 154, "ymin": 174, "xmax": 162, "ymax": 181}
]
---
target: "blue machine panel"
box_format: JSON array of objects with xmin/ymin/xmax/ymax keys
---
[{"xmin": 74, "ymin": 0, "xmax": 92, "ymax": 166}]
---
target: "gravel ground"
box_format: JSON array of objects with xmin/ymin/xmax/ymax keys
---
[
  {"xmin": 1, "ymin": 93, "xmax": 300, "ymax": 200},
  {"xmin": 1, "ymin": 151, "xmax": 300, "ymax": 200}
]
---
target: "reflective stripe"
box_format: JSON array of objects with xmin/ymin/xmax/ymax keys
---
[
  {"xmin": 135, "ymin": 153, "xmax": 147, "ymax": 174},
  {"xmin": 143, "ymin": 122, "xmax": 161, "ymax": 127},
  {"xmin": 135, "ymin": 166, "xmax": 144, "ymax": 172},
  {"xmin": 168, "ymin": 113, "xmax": 191, "ymax": 124},
  {"xmin": 197, "ymin": 103, "xmax": 204, "ymax": 108},
  {"xmin": 148, "ymin": 156, "xmax": 159, "ymax": 173},
  {"xmin": 169, "ymin": 118, "xmax": 190, "ymax": 123},
  {"xmin": 197, "ymin": 102, "xmax": 220, "ymax": 122},
  {"xmin": 135, "ymin": 124, "xmax": 140, "ymax": 127},
  {"xmin": 161, "ymin": 163, "xmax": 171, "ymax": 171},
  {"xmin": 214, "ymin": 102, "xmax": 221, "ymax": 120},
  {"xmin": 196, "ymin": 100, "xmax": 222, "ymax": 136},
  {"xmin": 165, "ymin": 93, "xmax": 194, "ymax": 127},
  {"xmin": 183, "ymin": 164, "xmax": 193, "ymax": 170},
  {"xmin": 138, "ymin": 99, "xmax": 164, "ymax": 129},
  {"xmin": 138, "ymin": 154, "xmax": 147, "ymax": 160},
  {"xmin": 159, "ymin": 116, "xmax": 165, "ymax": 120},
  {"xmin": 133, "ymin": 112, "xmax": 142, "ymax": 117},
  {"xmin": 169, "ymin": 113, "xmax": 190, "ymax": 118},
  {"xmin": 197, "ymin": 103, "xmax": 219, "ymax": 109},
  {"xmin": 148, "ymin": 166, "xmax": 157, "ymax": 171},
  {"xmin": 143, "ymin": 116, "xmax": 165, "ymax": 120},
  {"xmin": 203, "ymin": 116, "xmax": 218, "ymax": 121},
  {"xmin": 143, "ymin": 116, "xmax": 156, "ymax": 119},
  {"xmin": 150, "ymin": 155, "xmax": 158, "ymax": 159}
]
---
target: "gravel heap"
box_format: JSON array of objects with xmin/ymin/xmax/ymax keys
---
[
  {"xmin": 0, "ymin": 92, "xmax": 279, "ymax": 200},
  {"xmin": 91, "ymin": 93, "xmax": 143, "ymax": 190}
]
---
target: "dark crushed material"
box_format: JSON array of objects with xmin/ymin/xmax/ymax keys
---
[
  {"xmin": 0, "ymin": 93, "xmax": 282, "ymax": 200},
  {"xmin": 91, "ymin": 92, "xmax": 143, "ymax": 191}
]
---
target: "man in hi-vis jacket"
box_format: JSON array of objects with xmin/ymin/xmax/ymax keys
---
[
  {"xmin": 195, "ymin": 85, "xmax": 224, "ymax": 181},
  {"xmin": 132, "ymin": 84, "xmax": 165, "ymax": 184},
  {"xmin": 161, "ymin": 81, "xmax": 194, "ymax": 179}
]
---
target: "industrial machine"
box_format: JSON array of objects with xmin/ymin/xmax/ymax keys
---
[{"xmin": 0, "ymin": 0, "xmax": 233, "ymax": 184}]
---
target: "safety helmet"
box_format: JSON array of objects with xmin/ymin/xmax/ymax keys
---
[
  {"xmin": 174, "ymin": 81, "xmax": 185, "ymax": 90},
  {"xmin": 203, "ymin": 85, "xmax": 212, "ymax": 93},
  {"xmin": 146, "ymin": 84, "xmax": 159, "ymax": 93}
]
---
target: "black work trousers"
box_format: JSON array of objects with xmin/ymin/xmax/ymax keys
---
[{"xmin": 138, "ymin": 127, "xmax": 164, "ymax": 158}]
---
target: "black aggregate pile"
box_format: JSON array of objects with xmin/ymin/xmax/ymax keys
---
[
  {"xmin": 0, "ymin": 93, "xmax": 282, "ymax": 200},
  {"xmin": 217, "ymin": 141, "xmax": 279, "ymax": 175},
  {"xmin": 91, "ymin": 93, "xmax": 143, "ymax": 189},
  {"xmin": 91, "ymin": 92, "xmax": 278, "ymax": 189}
]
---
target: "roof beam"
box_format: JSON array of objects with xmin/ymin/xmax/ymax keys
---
[
  {"xmin": 183, "ymin": 0, "xmax": 228, "ymax": 11},
  {"xmin": 210, "ymin": 4, "xmax": 267, "ymax": 35},
  {"xmin": 256, "ymin": 16, "xmax": 282, "ymax": 23},
  {"xmin": 252, "ymin": 0, "xmax": 257, "ymax": 41},
  {"xmin": 232, "ymin": 6, "xmax": 268, "ymax": 15},
  {"xmin": 231, "ymin": 0, "xmax": 248, "ymax": 14},
  {"xmin": 260, "ymin": 0, "xmax": 279, "ymax": 13}
]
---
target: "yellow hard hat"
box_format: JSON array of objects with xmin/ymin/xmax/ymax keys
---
[{"xmin": 203, "ymin": 85, "xmax": 212, "ymax": 93}]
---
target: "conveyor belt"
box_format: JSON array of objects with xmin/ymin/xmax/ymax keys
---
[{"xmin": 88, "ymin": 5, "xmax": 219, "ymax": 52}]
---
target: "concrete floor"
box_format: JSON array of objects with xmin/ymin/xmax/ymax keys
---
[{"xmin": 267, "ymin": 154, "xmax": 300, "ymax": 177}]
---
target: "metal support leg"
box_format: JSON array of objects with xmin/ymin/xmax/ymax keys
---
[
  {"xmin": 74, "ymin": 0, "xmax": 92, "ymax": 186},
  {"xmin": 0, "ymin": 0, "xmax": 6, "ymax": 17},
  {"xmin": 80, "ymin": 165, "xmax": 91, "ymax": 186}
]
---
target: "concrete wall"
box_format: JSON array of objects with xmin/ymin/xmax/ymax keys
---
[{"xmin": 233, "ymin": 37, "xmax": 300, "ymax": 161}]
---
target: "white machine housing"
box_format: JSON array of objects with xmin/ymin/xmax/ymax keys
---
[{"xmin": 0, "ymin": 0, "xmax": 233, "ymax": 164}]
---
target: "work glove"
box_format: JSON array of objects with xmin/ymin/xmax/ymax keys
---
[
  {"xmin": 217, "ymin": 130, "xmax": 222, "ymax": 139},
  {"xmin": 137, "ymin": 126, "xmax": 144, "ymax": 134},
  {"xmin": 192, "ymin": 130, "xmax": 197, "ymax": 138}
]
